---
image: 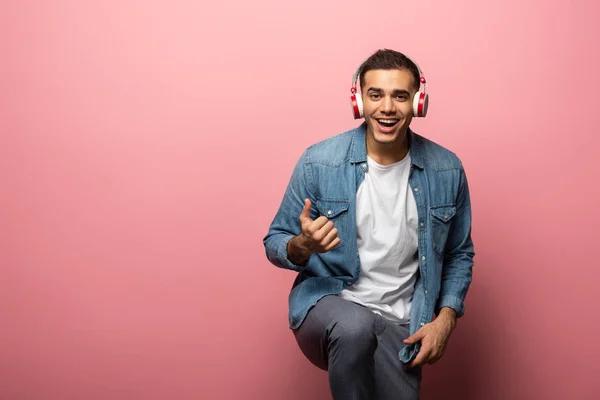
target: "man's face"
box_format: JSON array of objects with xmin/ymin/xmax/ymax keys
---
[{"xmin": 361, "ymin": 69, "xmax": 417, "ymax": 145}]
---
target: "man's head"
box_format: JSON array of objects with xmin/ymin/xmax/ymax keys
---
[{"xmin": 358, "ymin": 49, "xmax": 422, "ymax": 147}]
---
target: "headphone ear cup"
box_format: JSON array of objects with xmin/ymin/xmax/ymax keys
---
[
  {"xmin": 413, "ymin": 92, "xmax": 429, "ymax": 117},
  {"xmin": 351, "ymin": 92, "xmax": 364, "ymax": 119}
]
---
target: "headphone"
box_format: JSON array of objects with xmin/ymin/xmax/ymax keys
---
[{"xmin": 350, "ymin": 53, "xmax": 429, "ymax": 119}]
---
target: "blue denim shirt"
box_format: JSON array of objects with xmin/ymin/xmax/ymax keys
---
[{"xmin": 263, "ymin": 122, "xmax": 475, "ymax": 363}]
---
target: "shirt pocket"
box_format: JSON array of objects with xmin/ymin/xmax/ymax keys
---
[
  {"xmin": 429, "ymin": 204, "xmax": 457, "ymax": 256},
  {"xmin": 315, "ymin": 198, "xmax": 350, "ymax": 249}
]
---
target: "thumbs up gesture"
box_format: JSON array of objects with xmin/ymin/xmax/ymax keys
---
[{"xmin": 297, "ymin": 198, "xmax": 341, "ymax": 254}]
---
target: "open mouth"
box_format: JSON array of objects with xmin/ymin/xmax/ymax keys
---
[{"xmin": 375, "ymin": 118, "xmax": 400, "ymax": 132}]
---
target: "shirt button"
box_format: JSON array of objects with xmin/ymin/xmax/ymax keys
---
[
  {"xmin": 361, "ymin": 163, "xmax": 367, "ymax": 170},
  {"xmin": 327, "ymin": 210, "xmax": 332, "ymax": 216},
  {"xmin": 420, "ymin": 223, "xmax": 424, "ymax": 227},
  {"xmin": 414, "ymin": 188, "xmax": 419, "ymax": 192},
  {"xmin": 424, "ymin": 290, "xmax": 428, "ymax": 294},
  {"xmin": 421, "ymin": 256, "xmax": 426, "ymax": 261},
  {"xmin": 420, "ymin": 322, "xmax": 425, "ymax": 326}
]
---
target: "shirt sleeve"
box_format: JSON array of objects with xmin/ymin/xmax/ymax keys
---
[
  {"xmin": 435, "ymin": 166, "xmax": 475, "ymax": 317},
  {"xmin": 263, "ymin": 149, "xmax": 317, "ymax": 272}
]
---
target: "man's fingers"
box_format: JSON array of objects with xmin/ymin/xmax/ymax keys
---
[
  {"xmin": 404, "ymin": 328, "xmax": 431, "ymax": 369},
  {"xmin": 407, "ymin": 340, "xmax": 434, "ymax": 368},
  {"xmin": 427, "ymin": 355, "xmax": 440, "ymax": 365},
  {"xmin": 407, "ymin": 349, "xmax": 429, "ymax": 369},
  {"xmin": 324, "ymin": 237, "xmax": 341, "ymax": 251},
  {"xmin": 310, "ymin": 219, "xmax": 333, "ymax": 239},
  {"xmin": 323, "ymin": 235, "xmax": 340, "ymax": 251},
  {"xmin": 320, "ymin": 227, "xmax": 339, "ymax": 246},
  {"xmin": 428, "ymin": 345, "xmax": 446, "ymax": 365},
  {"xmin": 404, "ymin": 328, "xmax": 425, "ymax": 344}
]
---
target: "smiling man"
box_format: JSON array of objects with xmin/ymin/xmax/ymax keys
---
[{"xmin": 263, "ymin": 49, "xmax": 475, "ymax": 399}]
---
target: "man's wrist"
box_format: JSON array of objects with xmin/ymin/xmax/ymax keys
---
[
  {"xmin": 287, "ymin": 235, "xmax": 312, "ymax": 265},
  {"xmin": 437, "ymin": 307, "xmax": 458, "ymax": 328}
]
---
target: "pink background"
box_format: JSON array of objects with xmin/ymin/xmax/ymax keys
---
[{"xmin": 1, "ymin": 1, "xmax": 599, "ymax": 399}]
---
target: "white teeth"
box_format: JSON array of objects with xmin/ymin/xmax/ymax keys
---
[{"xmin": 378, "ymin": 119, "xmax": 398, "ymax": 124}]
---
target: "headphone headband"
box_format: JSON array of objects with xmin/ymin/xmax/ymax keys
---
[{"xmin": 351, "ymin": 53, "xmax": 427, "ymax": 93}]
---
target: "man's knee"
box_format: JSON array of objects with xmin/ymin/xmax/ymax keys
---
[{"xmin": 326, "ymin": 308, "xmax": 377, "ymax": 359}]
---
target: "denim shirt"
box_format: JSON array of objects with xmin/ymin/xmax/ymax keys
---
[{"xmin": 263, "ymin": 122, "xmax": 475, "ymax": 363}]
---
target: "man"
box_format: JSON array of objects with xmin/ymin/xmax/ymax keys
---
[{"xmin": 263, "ymin": 49, "xmax": 475, "ymax": 399}]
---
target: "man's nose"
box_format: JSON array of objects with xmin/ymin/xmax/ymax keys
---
[{"xmin": 381, "ymin": 96, "xmax": 395, "ymax": 113}]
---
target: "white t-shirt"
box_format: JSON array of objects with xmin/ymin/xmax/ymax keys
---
[{"xmin": 338, "ymin": 152, "xmax": 419, "ymax": 324}]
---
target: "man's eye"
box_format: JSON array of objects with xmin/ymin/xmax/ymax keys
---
[
  {"xmin": 396, "ymin": 95, "xmax": 408, "ymax": 100},
  {"xmin": 370, "ymin": 94, "xmax": 380, "ymax": 99}
]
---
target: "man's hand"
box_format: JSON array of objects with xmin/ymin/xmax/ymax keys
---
[
  {"xmin": 287, "ymin": 199, "xmax": 340, "ymax": 264},
  {"xmin": 403, "ymin": 307, "xmax": 457, "ymax": 369},
  {"xmin": 297, "ymin": 198, "xmax": 341, "ymax": 253}
]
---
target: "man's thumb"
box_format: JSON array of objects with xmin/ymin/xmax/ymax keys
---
[{"xmin": 300, "ymin": 199, "xmax": 312, "ymax": 222}]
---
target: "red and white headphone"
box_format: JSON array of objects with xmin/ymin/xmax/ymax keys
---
[{"xmin": 350, "ymin": 54, "xmax": 429, "ymax": 119}]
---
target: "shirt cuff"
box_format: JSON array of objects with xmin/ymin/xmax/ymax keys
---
[
  {"xmin": 277, "ymin": 235, "xmax": 307, "ymax": 272},
  {"xmin": 436, "ymin": 295, "xmax": 465, "ymax": 318}
]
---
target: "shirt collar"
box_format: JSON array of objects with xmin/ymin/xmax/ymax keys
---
[{"xmin": 350, "ymin": 122, "xmax": 425, "ymax": 169}]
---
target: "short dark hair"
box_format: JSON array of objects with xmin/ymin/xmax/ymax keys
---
[{"xmin": 358, "ymin": 49, "xmax": 421, "ymax": 92}]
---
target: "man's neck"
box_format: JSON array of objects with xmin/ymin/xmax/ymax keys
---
[{"xmin": 366, "ymin": 130, "xmax": 410, "ymax": 166}]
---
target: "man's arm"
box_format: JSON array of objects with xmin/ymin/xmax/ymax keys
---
[
  {"xmin": 263, "ymin": 150, "xmax": 316, "ymax": 272},
  {"xmin": 404, "ymin": 166, "xmax": 475, "ymax": 368},
  {"xmin": 435, "ymin": 166, "xmax": 475, "ymax": 318}
]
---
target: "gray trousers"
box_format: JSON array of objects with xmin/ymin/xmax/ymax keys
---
[{"xmin": 293, "ymin": 295, "xmax": 422, "ymax": 400}]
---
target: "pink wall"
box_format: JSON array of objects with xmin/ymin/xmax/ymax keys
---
[{"xmin": 1, "ymin": 1, "xmax": 599, "ymax": 399}]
